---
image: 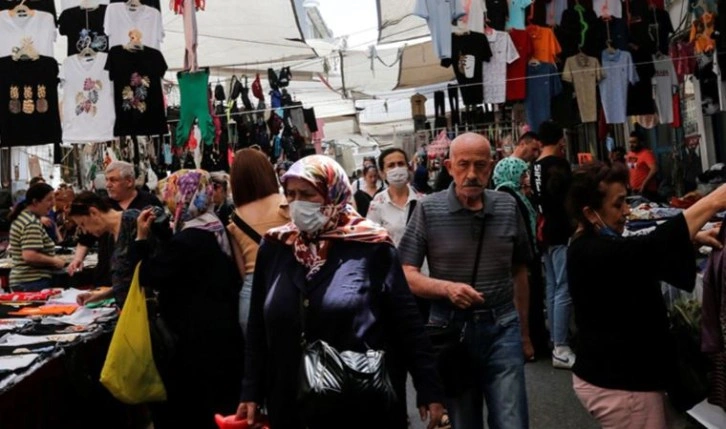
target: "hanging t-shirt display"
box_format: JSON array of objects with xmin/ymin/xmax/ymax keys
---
[
  {"xmin": 60, "ymin": 53, "xmax": 115, "ymax": 143},
  {"xmin": 528, "ymin": 24, "xmax": 561, "ymax": 64},
  {"xmin": 649, "ymin": 7, "xmax": 674, "ymax": 55},
  {"xmin": 626, "ymin": 46, "xmax": 656, "ymax": 116},
  {"xmin": 556, "ymin": 6, "xmax": 601, "ymax": 59},
  {"xmin": 545, "ymin": 0, "xmax": 567, "ymax": 26},
  {"xmin": 459, "ymin": 0, "xmax": 486, "ymax": 33},
  {"xmin": 525, "ymin": 62, "xmax": 562, "ymax": 132},
  {"xmin": 109, "ymin": 0, "xmax": 161, "ymax": 10},
  {"xmin": 105, "ymin": 45, "xmax": 168, "ymax": 136},
  {"xmin": 651, "ymin": 55, "xmax": 678, "ymax": 124},
  {"xmin": 414, "ymin": 0, "xmax": 466, "ymax": 61},
  {"xmin": 59, "ymin": 5, "xmax": 109, "ymax": 56},
  {"xmin": 61, "ymin": 0, "xmax": 110, "ymax": 10},
  {"xmin": 506, "ymin": 28, "xmax": 532, "ymax": 102},
  {"xmin": 482, "ymin": 30, "xmax": 519, "ymax": 104},
  {"xmin": 485, "ymin": 0, "xmax": 508, "ymax": 30},
  {"xmin": 562, "ymin": 54, "xmax": 602, "ymax": 123},
  {"xmin": 0, "ymin": 0, "xmax": 57, "ymax": 22},
  {"xmin": 0, "ymin": 56, "xmax": 61, "ymax": 147},
  {"xmin": 506, "ymin": 0, "xmax": 532, "ymax": 30},
  {"xmin": 0, "ymin": 10, "xmax": 56, "ymax": 57},
  {"xmin": 599, "ymin": 49, "xmax": 639, "ymax": 124},
  {"xmin": 593, "ymin": 0, "xmax": 622, "ymax": 18},
  {"xmin": 103, "ymin": 3, "xmax": 163, "ymax": 50},
  {"xmin": 449, "ymin": 32, "xmax": 493, "ymax": 106}
]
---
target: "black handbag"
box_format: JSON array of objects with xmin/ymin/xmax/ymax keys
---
[
  {"xmin": 297, "ymin": 295, "xmax": 397, "ymax": 420},
  {"xmin": 425, "ymin": 214, "xmax": 487, "ymax": 396}
]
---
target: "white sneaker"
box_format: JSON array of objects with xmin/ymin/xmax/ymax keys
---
[{"xmin": 552, "ymin": 346, "xmax": 576, "ymax": 369}]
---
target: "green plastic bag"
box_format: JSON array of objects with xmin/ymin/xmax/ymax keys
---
[{"xmin": 100, "ymin": 263, "xmax": 167, "ymax": 404}]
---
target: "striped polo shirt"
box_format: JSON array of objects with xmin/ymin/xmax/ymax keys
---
[
  {"xmin": 398, "ymin": 183, "xmax": 532, "ymax": 309},
  {"xmin": 9, "ymin": 210, "xmax": 56, "ymax": 286}
]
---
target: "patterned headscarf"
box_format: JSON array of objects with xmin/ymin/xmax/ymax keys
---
[
  {"xmin": 493, "ymin": 157, "xmax": 537, "ymax": 239},
  {"xmin": 266, "ymin": 155, "xmax": 392, "ymax": 278},
  {"xmin": 159, "ymin": 169, "xmax": 231, "ymax": 256}
]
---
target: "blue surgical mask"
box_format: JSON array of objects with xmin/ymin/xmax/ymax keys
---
[{"xmin": 594, "ymin": 212, "xmax": 621, "ymax": 237}]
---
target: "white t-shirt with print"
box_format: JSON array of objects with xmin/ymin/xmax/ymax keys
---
[
  {"xmin": 0, "ymin": 10, "xmax": 56, "ymax": 57},
  {"xmin": 60, "ymin": 53, "xmax": 115, "ymax": 143},
  {"xmin": 482, "ymin": 30, "xmax": 519, "ymax": 104},
  {"xmin": 103, "ymin": 3, "xmax": 163, "ymax": 50}
]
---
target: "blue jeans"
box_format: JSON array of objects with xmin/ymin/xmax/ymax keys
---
[
  {"xmin": 543, "ymin": 245, "xmax": 572, "ymax": 347},
  {"xmin": 430, "ymin": 303, "xmax": 529, "ymax": 429},
  {"xmin": 239, "ymin": 274, "xmax": 253, "ymax": 337},
  {"xmin": 12, "ymin": 277, "xmax": 52, "ymax": 292}
]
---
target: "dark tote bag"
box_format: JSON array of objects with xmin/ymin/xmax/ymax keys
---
[{"xmin": 424, "ymin": 214, "xmax": 487, "ymax": 396}]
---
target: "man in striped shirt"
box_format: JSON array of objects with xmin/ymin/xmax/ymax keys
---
[{"xmin": 399, "ymin": 133, "xmax": 532, "ymax": 429}]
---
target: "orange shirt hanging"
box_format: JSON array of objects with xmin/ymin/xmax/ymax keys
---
[{"xmin": 527, "ymin": 24, "xmax": 561, "ymax": 63}]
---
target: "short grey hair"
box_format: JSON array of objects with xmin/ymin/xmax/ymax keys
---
[{"xmin": 105, "ymin": 161, "xmax": 135, "ymax": 180}]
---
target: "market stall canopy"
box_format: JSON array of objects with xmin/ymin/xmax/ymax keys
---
[
  {"xmin": 342, "ymin": 41, "xmax": 453, "ymax": 94},
  {"xmin": 52, "ymin": 0, "xmax": 320, "ymax": 70},
  {"xmin": 161, "ymin": 0, "xmax": 318, "ymax": 70},
  {"xmin": 377, "ymin": 0, "xmax": 429, "ymax": 44}
]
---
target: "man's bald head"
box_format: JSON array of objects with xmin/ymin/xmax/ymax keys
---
[
  {"xmin": 445, "ymin": 133, "xmax": 494, "ymax": 204},
  {"xmin": 449, "ymin": 133, "xmax": 492, "ymax": 162}
]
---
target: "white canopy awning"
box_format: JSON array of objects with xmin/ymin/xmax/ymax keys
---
[
  {"xmin": 376, "ymin": 0, "xmax": 429, "ymax": 44},
  {"xmin": 341, "ymin": 41, "xmax": 452, "ymax": 95}
]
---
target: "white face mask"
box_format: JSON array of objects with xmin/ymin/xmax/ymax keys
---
[
  {"xmin": 386, "ymin": 166, "xmax": 409, "ymax": 187},
  {"xmin": 289, "ymin": 200, "xmax": 329, "ymax": 233}
]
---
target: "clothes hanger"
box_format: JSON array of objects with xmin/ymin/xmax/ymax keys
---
[
  {"xmin": 9, "ymin": 0, "xmax": 34, "ymax": 18},
  {"xmin": 126, "ymin": 0, "xmax": 141, "ymax": 11},
  {"xmin": 605, "ymin": 19, "xmax": 617, "ymax": 53},
  {"xmin": 12, "ymin": 37, "xmax": 39, "ymax": 61},
  {"xmin": 79, "ymin": 44, "xmax": 97, "ymax": 59}
]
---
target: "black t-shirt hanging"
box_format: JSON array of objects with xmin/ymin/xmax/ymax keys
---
[
  {"xmin": 0, "ymin": 0, "xmax": 57, "ymax": 23},
  {"xmin": 105, "ymin": 45, "xmax": 168, "ymax": 136},
  {"xmin": 109, "ymin": 0, "xmax": 160, "ymax": 10},
  {"xmin": 485, "ymin": 0, "xmax": 508, "ymax": 31},
  {"xmin": 557, "ymin": 7, "xmax": 602, "ymax": 58},
  {"xmin": 0, "ymin": 56, "xmax": 61, "ymax": 147},
  {"xmin": 58, "ymin": 5, "xmax": 108, "ymax": 56},
  {"xmin": 649, "ymin": 8, "xmax": 674, "ymax": 55},
  {"xmin": 449, "ymin": 32, "xmax": 493, "ymax": 106}
]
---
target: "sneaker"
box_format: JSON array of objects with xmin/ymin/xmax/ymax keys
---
[{"xmin": 552, "ymin": 346, "xmax": 576, "ymax": 369}]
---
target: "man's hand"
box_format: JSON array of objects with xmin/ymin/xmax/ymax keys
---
[
  {"xmin": 418, "ymin": 402, "xmax": 445, "ymax": 429},
  {"xmin": 40, "ymin": 216, "xmax": 53, "ymax": 228},
  {"xmin": 522, "ymin": 335, "xmax": 535, "ymax": 361},
  {"xmin": 445, "ymin": 282, "xmax": 485, "ymax": 309},
  {"xmin": 52, "ymin": 256, "xmax": 66, "ymax": 270}
]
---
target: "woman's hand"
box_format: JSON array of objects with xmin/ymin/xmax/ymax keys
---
[
  {"xmin": 695, "ymin": 227, "xmax": 723, "ymax": 249},
  {"xmin": 235, "ymin": 402, "xmax": 258, "ymax": 425},
  {"xmin": 76, "ymin": 288, "xmax": 112, "ymax": 306},
  {"xmin": 136, "ymin": 208, "xmax": 156, "ymax": 240},
  {"xmin": 67, "ymin": 258, "xmax": 83, "ymax": 276},
  {"xmin": 419, "ymin": 402, "xmax": 445, "ymax": 429}
]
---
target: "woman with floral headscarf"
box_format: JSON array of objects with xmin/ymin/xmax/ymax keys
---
[
  {"xmin": 236, "ymin": 155, "xmax": 445, "ymax": 429},
  {"xmin": 133, "ymin": 169, "xmax": 244, "ymax": 429},
  {"xmin": 493, "ymin": 157, "xmax": 547, "ymax": 361}
]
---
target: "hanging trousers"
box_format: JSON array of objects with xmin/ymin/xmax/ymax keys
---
[{"xmin": 448, "ymin": 84, "xmax": 460, "ymax": 126}]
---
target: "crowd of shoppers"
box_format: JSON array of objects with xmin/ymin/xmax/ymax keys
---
[{"xmin": 3, "ymin": 116, "xmax": 722, "ymax": 429}]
